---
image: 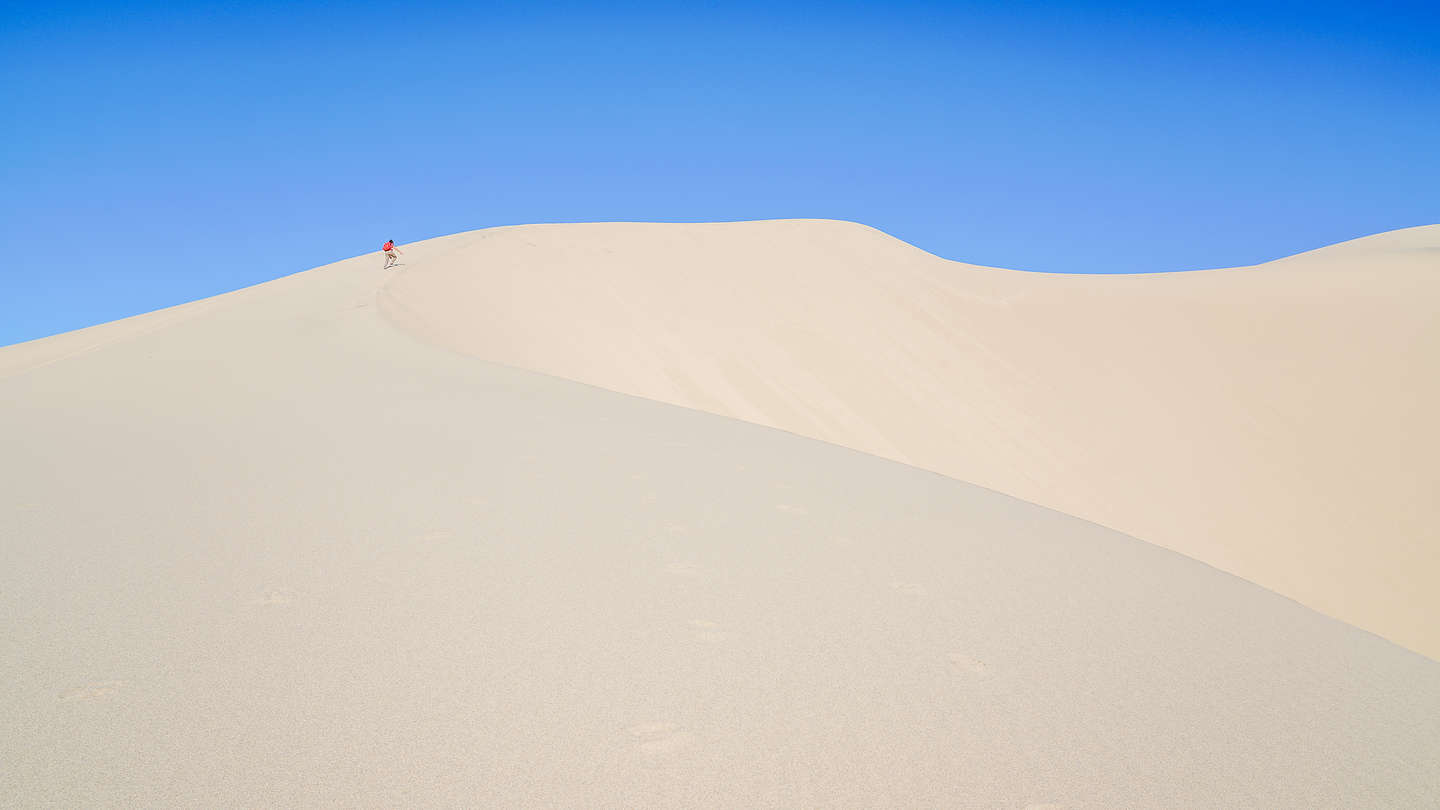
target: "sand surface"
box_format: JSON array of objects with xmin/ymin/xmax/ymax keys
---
[
  {"xmin": 379, "ymin": 220, "xmax": 1440, "ymax": 659},
  {"xmin": 2, "ymin": 229, "xmax": 1438, "ymax": 807}
]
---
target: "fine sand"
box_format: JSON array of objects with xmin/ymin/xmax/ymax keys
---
[
  {"xmin": 1, "ymin": 226, "xmax": 1437, "ymax": 807},
  {"xmin": 379, "ymin": 220, "xmax": 1440, "ymax": 660}
]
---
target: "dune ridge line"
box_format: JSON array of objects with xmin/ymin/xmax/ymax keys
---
[{"xmin": 377, "ymin": 218, "xmax": 1440, "ymax": 659}]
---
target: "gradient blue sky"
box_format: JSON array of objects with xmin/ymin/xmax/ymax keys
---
[{"xmin": 3, "ymin": 0, "xmax": 1437, "ymax": 345}]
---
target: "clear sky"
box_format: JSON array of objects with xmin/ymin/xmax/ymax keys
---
[{"xmin": 3, "ymin": 0, "xmax": 1437, "ymax": 346}]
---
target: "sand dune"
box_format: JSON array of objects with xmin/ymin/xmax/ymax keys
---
[
  {"xmin": 379, "ymin": 220, "xmax": 1440, "ymax": 659},
  {"xmin": 1, "ymin": 228, "xmax": 1437, "ymax": 806}
]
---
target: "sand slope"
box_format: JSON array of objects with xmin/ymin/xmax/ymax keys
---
[
  {"xmin": 2, "ymin": 235, "xmax": 1438, "ymax": 807},
  {"xmin": 378, "ymin": 220, "xmax": 1440, "ymax": 659}
]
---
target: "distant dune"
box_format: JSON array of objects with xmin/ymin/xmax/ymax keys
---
[
  {"xmin": 2, "ymin": 223, "xmax": 1436, "ymax": 806},
  {"xmin": 379, "ymin": 219, "xmax": 1440, "ymax": 660}
]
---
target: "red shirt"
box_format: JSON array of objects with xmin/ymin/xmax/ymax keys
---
[{"xmin": 382, "ymin": 241, "xmax": 395, "ymax": 251}]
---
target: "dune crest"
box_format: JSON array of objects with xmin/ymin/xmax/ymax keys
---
[{"xmin": 379, "ymin": 219, "xmax": 1440, "ymax": 658}]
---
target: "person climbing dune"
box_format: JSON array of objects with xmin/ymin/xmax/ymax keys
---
[{"xmin": 382, "ymin": 239, "xmax": 404, "ymax": 269}]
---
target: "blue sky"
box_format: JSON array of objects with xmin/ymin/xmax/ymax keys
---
[{"xmin": 3, "ymin": 0, "xmax": 1437, "ymax": 346}]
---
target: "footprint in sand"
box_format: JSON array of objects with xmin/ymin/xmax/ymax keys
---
[
  {"xmin": 947, "ymin": 652, "xmax": 988, "ymax": 675},
  {"xmin": 59, "ymin": 680, "xmax": 124, "ymax": 703},
  {"xmin": 627, "ymin": 722, "xmax": 698, "ymax": 767},
  {"xmin": 664, "ymin": 561, "xmax": 701, "ymax": 577},
  {"xmin": 628, "ymin": 720, "xmax": 676, "ymax": 737},
  {"xmin": 688, "ymin": 619, "xmax": 730, "ymax": 642},
  {"xmin": 775, "ymin": 503, "xmax": 807, "ymax": 515},
  {"xmin": 251, "ymin": 587, "xmax": 295, "ymax": 606},
  {"xmin": 890, "ymin": 581, "xmax": 928, "ymax": 598}
]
